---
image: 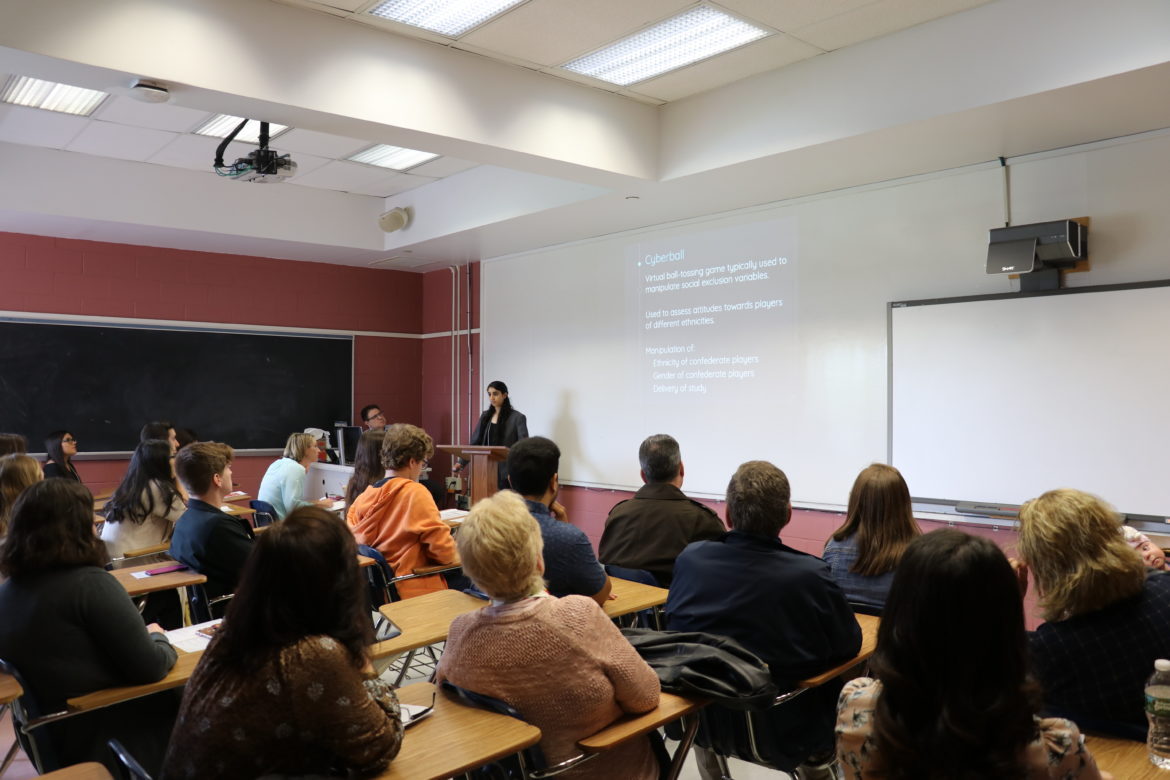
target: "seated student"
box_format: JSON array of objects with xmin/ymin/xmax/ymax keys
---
[
  {"xmin": 139, "ymin": 420, "xmax": 178, "ymax": 454},
  {"xmin": 667, "ymin": 461, "xmax": 860, "ymax": 780},
  {"xmin": 344, "ymin": 428, "xmax": 386, "ymax": 509},
  {"xmin": 836, "ymin": 529, "xmax": 1108, "ymax": 780},
  {"xmin": 508, "ymin": 436, "xmax": 611, "ymax": 605},
  {"xmin": 257, "ymin": 432, "xmax": 333, "ymax": 520},
  {"xmin": 168, "ymin": 442, "xmax": 254, "ymax": 600},
  {"xmin": 42, "ymin": 429, "xmax": 81, "ymax": 481},
  {"xmin": 822, "ymin": 463, "xmax": 919, "ymax": 610},
  {"xmin": 346, "ymin": 423, "xmax": 458, "ymax": 598},
  {"xmin": 1017, "ymin": 488, "xmax": 1170, "ymax": 736},
  {"xmin": 437, "ymin": 491, "xmax": 660, "ymax": 780},
  {"xmin": 0, "ymin": 479, "xmax": 178, "ymax": 774},
  {"xmin": 0, "ymin": 454, "xmax": 42, "ymax": 583},
  {"xmin": 1122, "ymin": 525, "xmax": 1169, "ymax": 570},
  {"xmin": 100, "ymin": 439, "xmax": 186, "ymax": 559},
  {"xmin": 598, "ymin": 433, "xmax": 724, "ymax": 586},
  {"xmin": 162, "ymin": 506, "xmax": 403, "ymax": 779},
  {"xmin": 361, "ymin": 403, "xmax": 388, "ymax": 431},
  {"xmin": 0, "ymin": 432, "xmax": 27, "ymax": 456}
]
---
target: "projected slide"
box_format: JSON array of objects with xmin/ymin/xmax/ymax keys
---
[{"xmin": 627, "ymin": 218, "xmax": 798, "ymax": 441}]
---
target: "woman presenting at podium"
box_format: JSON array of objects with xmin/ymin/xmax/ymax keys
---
[{"xmin": 456, "ymin": 381, "xmax": 528, "ymax": 489}]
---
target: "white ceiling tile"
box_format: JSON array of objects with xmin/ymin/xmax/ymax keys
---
[
  {"xmin": 407, "ymin": 156, "xmax": 478, "ymax": 178},
  {"xmin": 65, "ymin": 122, "xmax": 178, "ymax": 161},
  {"xmin": 346, "ymin": 171, "xmax": 436, "ymax": 197},
  {"xmin": 285, "ymin": 159, "xmax": 402, "ymax": 192},
  {"xmin": 717, "ymin": 0, "xmax": 879, "ymax": 33},
  {"xmin": 449, "ymin": 41, "xmax": 544, "ymax": 70},
  {"xmin": 273, "ymin": 127, "xmax": 370, "ymax": 158},
  {"xmin": 92, "ymin": 96, "xmax": 212, "ymax": 132},
  {"xmin": 633, "ymin": 33, "xmax": 822, "ymax": 102},
  {"xmin": 0, "ymin": 104, "xmax": 88, "ymax": 149},
  {"xmin": 147, "ymin": 133, "xmax": 256, "ymax": 172},
  {"xmin": 284, "ymin": 151, "xmax": 331, "ymax": 177},
  {"xmin": 790, "ymin": 0, "xmax": 994, "ymax": 51},
  {"xmin": 459, "ymin": 0, "xmax": 692, "ymax": 66}
]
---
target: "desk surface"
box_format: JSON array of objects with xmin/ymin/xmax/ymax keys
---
[
  {"xmin": 39, "ymin": 762, "xmax": 114, "ymax": 780},
  {"xmin": 1, "ymin": 670, "xmax": 22, "ymax": 705},
  {"xmin": 66, "ymin": 650, "xmax": 201, "ymax": 712},
  {"xmin": 797, "ymin": 613, "xmax": 879, "ymax": 689},
  {"xmin": 1085, "ymin": 735, "xmax": 1164, "ymax": 779},
  {"xmin": 109, "ymin": 562, "xmax": 207, "ymax": 597},
  {"xmin": 376, "ymin": 682, "xmax": 541, "ymax": 780},
  {"xmin": 372, "ymin": 590, "xmax": 485, "ymax": 659},
  {"xmin": 578, "ymin": 691, "xmax": 703, "ymax": 751},
  {"xmin": 604, "ymin": 577, "xmax": 669, "ymax": 619}
]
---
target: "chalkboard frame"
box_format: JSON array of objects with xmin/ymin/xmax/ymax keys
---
[{"xmin": 0, "ymin": 314, "xmax": 354, "ymax": 455}]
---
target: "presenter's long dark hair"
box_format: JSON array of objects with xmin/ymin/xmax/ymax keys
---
[
  {"xmin": 869, "ymin": 529, "xmax": 1039, "ymax": 779},
  {"xmin": 103, "ymin": 439, "xmax": 183, "ymax": 525},
  {"xmin": 345, "ymin": 429, "xmax": 386, "ymax": 508},
  {"xmin": 475, "ymin": 380, "xmax": 513, "ymax": 439},
  {"xmin": 44, "ymin": 430, "xmax": 73, "ymax": 467},
  {"xmin": 208, "ymin": 506, "xmax": 372, "ymax": 675}
]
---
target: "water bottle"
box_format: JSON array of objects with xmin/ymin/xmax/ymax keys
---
[{"xmin": 1145, "ymin": 658, "xmax": 1170, "ymax": 768}]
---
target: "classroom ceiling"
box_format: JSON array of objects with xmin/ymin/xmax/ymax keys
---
[{"xmin": 0, "ymin": 0, "xmax": 1167, "ymax": 272}]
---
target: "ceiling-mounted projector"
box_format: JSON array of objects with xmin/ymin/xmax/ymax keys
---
[{"xmin": 225, "ymin": 147, "xmax": 297, "ymax": 183}]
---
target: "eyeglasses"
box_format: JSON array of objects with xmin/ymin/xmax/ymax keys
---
[
  {"xmin": 62, "ymin": 437, "xmax": 77, "ymax": 444},
  {"xmin": 366, "ymin": 412, "xmax": 386, "ymax": 423}
]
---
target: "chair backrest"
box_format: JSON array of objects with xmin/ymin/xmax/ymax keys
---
[
  {"xmin": 603, "ymin": 564, "xmax": 657, "ymax": 586},
  {"xmin": 357, "ymin": 544, "xmax": 400, "ymax": 605},
  {"xmin": 108, "ymin": 738, "xmax": 153, "ymax": 780},
  {"xmin": 0, "ymin": 657, "xmax": 63, "ymax": 773},
  {"xmin": 440, "ymin": 681, "xmax": 547, "ymax": 772},
  {"xmin": 847, "ymin": 601, "xmax": 884, "ymax": 617},
  {"xmin": 248, "ymin": 499, "xmax": 277, "ymax": 528}
]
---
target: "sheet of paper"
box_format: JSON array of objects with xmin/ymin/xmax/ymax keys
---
[{"xmin": 165, "ymin": 619, "xmax": 223, "ymax": 653}]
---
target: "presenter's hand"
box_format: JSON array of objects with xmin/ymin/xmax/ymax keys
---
[
  {"xmin": 452, "ymin": 461, "xmax": 464, "ymax": 473},
  {"xmin": 1008, "ymin": 557, "xmax": 1029, "ymax": 598},
  {"xmin": 550, "ymin": 501, "xmax": 569, "ymax": 523}
]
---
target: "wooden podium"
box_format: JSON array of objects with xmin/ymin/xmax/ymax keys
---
[{"xmin": 437, "ymin": 445, "xmax": 509, "ymax": 505}]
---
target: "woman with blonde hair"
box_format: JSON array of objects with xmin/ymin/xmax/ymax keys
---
[
  {"xmin": 437, "ymin": 490, "xmax": 661, "ymax": 780},
  {"xmin": 257, "ymin": 432, "xmax": 333, "ymax": 521},
  {"xmin": 1017, "ymin": 487, "xmax": 1169, "ymax": 737},
  {"xmin": 823, "ymin": 463, "xmax": 919, "ymax": 610}
]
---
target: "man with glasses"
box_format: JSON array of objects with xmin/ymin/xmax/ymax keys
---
[{"xmin": 360, "ymin": 404, "xmax": 388, "ymax": 431}]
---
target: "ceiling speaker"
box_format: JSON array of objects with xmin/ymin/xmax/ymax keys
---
[
  {"xmin": 129, "ymin": 80, "xmax": 170, "ymax": 103},
  {"xmin": 378, "ymin": 207, "xmax": 410, "ymax": 233}
]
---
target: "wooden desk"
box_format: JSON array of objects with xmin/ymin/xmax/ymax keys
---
[
  {"xmin": 66, "ymin": 651, "xmax": 201, "ymax": 712},
  {"xmin": 604, "ymin": 578, "xmax": 669, "ymax": 619},
  {"xmin": 797, "ymin": 613, "xmax": 879, "ymax": 688},
  {"xmin": 39, "ymin": 762, "xmax": 113, "ymax": 779},
  {"xmin": 371, "ymin": 590, "xmax": 485, "ymax": 659},
  {"xmin": 358, "ymin": 555, "xmax": 376, "ymax": 568},
  {"xmin": 1, "ymin": 671, "xmax": 22, "ymax": 705},
  {"xmin": 219, "ymin": 503, "xmax": 254, "ymax": 518},
  {"xmin": 222, "ymin": 492, "xmax": 252, "ymax": 503},
  {"xmin": 376, "ymin": 682, "xmax": 541, "ymax": 780},
  {"xmin": 413, "ymin": 560, "xmax": 461, "ymax": 575},
  {"xmin": 109, "ymin": 562, "xmax": 207, "ymax": 598},
  {"xmin": 1085, "ymin": 735, "xmax": 1164, "ymax": 779}
]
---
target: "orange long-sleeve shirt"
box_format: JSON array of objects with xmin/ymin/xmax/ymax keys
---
[{"xmin": 346, "ymin": 477, "xmax": 456, "ymax": 599}]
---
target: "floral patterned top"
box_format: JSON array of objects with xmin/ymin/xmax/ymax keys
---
[
  {"xmin": 836, "ymin": 678, "xmax": 1104, "ymax": 779},
  {"xmin": 161, "ymin": 635, "xmax": 402, "ymax": 779}
]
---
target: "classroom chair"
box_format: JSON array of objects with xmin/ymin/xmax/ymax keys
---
[
  {"xmin": 107, "ymin": 739, "xmax": 152, "ymax": 780},
  {"xmin": 0, "ymin": 657, "xmax": 64, "ymax": 773},
  {"xmin": 185, "ymin": 584, "xmax": 233, "ymax": 624},
  {"xmin": 248, "ymin": 500, "xmax": 277, "ymax": 528}
]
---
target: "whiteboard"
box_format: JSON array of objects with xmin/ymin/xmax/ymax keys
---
[{"xmin": 889, "ymin": 282, "xmax": 1170, "ymax": 517}]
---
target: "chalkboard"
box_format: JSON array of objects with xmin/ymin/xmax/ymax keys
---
[{"xmin": 0, "ymin": 319, "xmax": 352, "ymax": 452}]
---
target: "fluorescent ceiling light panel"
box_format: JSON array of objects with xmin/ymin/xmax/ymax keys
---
[
  {"xmin": 562, "ymin": 5, "xmax": 771, "ymax": 86},
  {"xmin": 193, "ymin": 115, "xmax": 289, "ymax": 144},
  {"xmin": 0, "ymin": 76, "xmax": 108, "ymax": 116},
  {"xmin": 366, "ymin": 0, "xmax": 526, "ymax": 37},
  {"xmin": 348, "ymin": 144, "xmax": 439, "ymax": 170}
]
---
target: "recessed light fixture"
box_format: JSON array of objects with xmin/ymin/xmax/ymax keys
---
[
  {"xmin": 562, "ymin": 5, "xmax": 771, "ymax": 86},
  {"xmin": 348, "ymin": 144, "xmax": 439, "ymax": 171},
  {"xmin": 193, "ymin": 114, "xmax": 289, "ymax": 144},
  {"xmin": 0, "ymin": 75, "xmax": 108, "ymax": 116},
  {"xmin": 366, "ymin": 0, "xmax": 526, "ymax": 37}
]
